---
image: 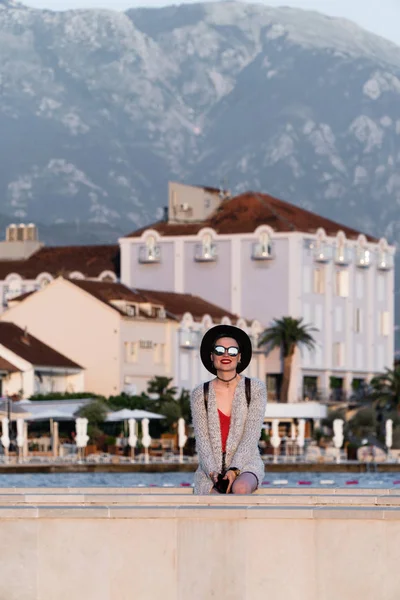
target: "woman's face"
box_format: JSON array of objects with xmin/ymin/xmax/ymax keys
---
[{"xmin": 211, "ymin": 336, "xmax": 241, "ymax": 374}]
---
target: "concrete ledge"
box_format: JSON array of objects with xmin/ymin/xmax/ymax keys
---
[
  {"xmin": 1, "ymin": 491, "xmax": 400, "ymax": 507},
  {"xmin": 0, "ymin": 489, "xmax": 399, "ymax": 600}
]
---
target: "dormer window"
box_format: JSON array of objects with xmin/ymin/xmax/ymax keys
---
[
  {"xmin": 313, "ymin": 241, "xmax": 332, "ymax": 263},
  {"xmin": 139, "ymin": 234, "xmax": 161, "ymax": 264},
  {"xmin": 356, "ymin": 248, "xmax": 371, "ymax": 268},
  {"xmin": 376, "ymin": 240, "xmax": 394, "ymax": 271},
  {"xmin": 179, "ymin": 329, "xmax": 198, "ymax": 348},
  {"xmin": 355, "ymin": 236, "xmax": 372, "ymax": 268},
  {"xmin": 36, "ymin": 273, "xmax": 53, "ymax": 289},
  {"xmin": 195, "ymin": 232, "xmax": 217, "ymax": 262},
  {"xmin": 3, "ymin": 275, "xmax": 23, "ymax": 304},
  {"xmin": 334, "ymin": 232, "xmax": 351, "ymax": 266},
  {"xmin": 252, "ymin": 230, "xmax": 273, "ymax": 261},
  {"xmin": 126, "ymin": 304, "xmax": 137, "ymax": 317},
  {"xmin": 312, "ymin": 229, "xmax": 332, "ymax": 263}
]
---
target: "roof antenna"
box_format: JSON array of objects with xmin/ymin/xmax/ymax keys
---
[{"xmin": 219, "ymin": 177, "xmax": 230, "ymax": 200}]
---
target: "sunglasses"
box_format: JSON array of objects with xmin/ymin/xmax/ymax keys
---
[{"xmin": 213, "ymin": 345, "xmax": 240, "ymax": 357}]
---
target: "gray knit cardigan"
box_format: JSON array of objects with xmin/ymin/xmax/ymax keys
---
[{"xmin": 190, "ymin": 376, "xmax": 267, "ymax": 495}]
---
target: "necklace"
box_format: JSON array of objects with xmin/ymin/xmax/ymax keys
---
[{"xmin": 217, "ymin": 373, "xmax": 237, "ymax": 386}]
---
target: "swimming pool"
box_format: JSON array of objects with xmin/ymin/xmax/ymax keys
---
[{"xmin": 0, "ymin": 471, "xmax": 400, "ymax": 488}]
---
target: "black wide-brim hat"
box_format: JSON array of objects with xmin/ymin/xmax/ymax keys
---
[{"xmin": 200, "ymin": 324, "xmax": 252, "ymax": 375}]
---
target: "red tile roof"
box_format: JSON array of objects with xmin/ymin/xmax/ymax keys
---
[
  {"xmin": 0, "ymin": 323, "xmax": 82, "ymax": 369},
  {"xmin": 11, "ymin": 279, "xmax": 241, "ymax": 323},
  {"xmin": 0, "ymin": 244, "xmax": 120, "ymax": 280},
  {"xmin": 125, "ymin": 190, "xmax": 377, "ymax": 242},
  {"xmin": 134, "ymin": 288, "xmax": 240, "ymax": 323},
  {"xmin": 69, "ymin": 279, "xmax": 153, "ymax": 314},
  {"xmin": 0, "ymin": 356, "xmax": 19, "ymax": 373}
]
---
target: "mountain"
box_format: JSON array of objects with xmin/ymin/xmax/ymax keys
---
[{"xmin": 0, "ymin": 1, "xmax": 399, "ymax": 248}]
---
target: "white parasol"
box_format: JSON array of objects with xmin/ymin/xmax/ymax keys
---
[
  {"xmin": 178, "ymin": 417, "xmax": 187, "ymax": 462},
  {"xmin": 128, "ymin": 418, "xmax": 137, "ymax": 461},
  {"xmin": 141, "ymin": 418, "xmax": 152, "ymax": 464}
]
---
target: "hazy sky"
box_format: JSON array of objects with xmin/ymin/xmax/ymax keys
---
[{"xmin": 23, "ymin": 0, "xmax": 400, "ymax": 46}]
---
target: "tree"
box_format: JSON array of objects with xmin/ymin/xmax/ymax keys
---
[
  {"xmin": 107, "ymin": 392, "xmax": 151, "ymax": 411},
  {"xmin": 146, "ymin": 376, "xmax": 177, "ymax": 412},
  {"xmin": 161, "ymin": 389, "xmax": 191, "ymax": 429},
  {"xmin": 370, "ymin": 366, "xmax": 400, "ymax": 411},
  {"xmin": 258, "ymin": 316, "xmax": 317, "ymax": 403},
  {"xmin": 146, "ymin": 377, "xmax": 189, "ymax": 434}
]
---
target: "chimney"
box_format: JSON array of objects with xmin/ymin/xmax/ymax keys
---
[
  {"xmin": 22, "ymin": 326, "xmax": 30, "ymax": 345},
  {"xmin": 1, "ymin": 222, "xmax": 43, "ymax": 260},
  {"xmin": 163, "ymin": 206, "xmax": 169, "ymax": 222}
]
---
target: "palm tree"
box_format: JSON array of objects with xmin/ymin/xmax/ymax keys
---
[
  {"xmin": 370, "ymin": 366, "xmax": 400, "ymax": 411},
  {"xmin": 258, "ymin": 316, "xmax": 317, "ymax": 403}
]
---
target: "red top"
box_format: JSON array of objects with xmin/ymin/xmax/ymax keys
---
[{"xmin": 218, "ymin": 409, "xmax": 231, "ymax": 452}]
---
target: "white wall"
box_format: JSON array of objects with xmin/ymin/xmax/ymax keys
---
[{"xmin": 0, "ymin": 279, "xmax": 120, "ymax": 397}]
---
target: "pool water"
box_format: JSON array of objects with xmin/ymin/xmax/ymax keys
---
[{"xmin": 0, "ymin": 472, "xmax": 400, "ymax": 488}]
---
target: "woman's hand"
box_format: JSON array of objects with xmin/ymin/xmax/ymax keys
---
[
  {"xmin": 223, "ymin": 470, "xmax": 237, "ymax": 494},
  {"xmin": 209, "ymin": 471, "xmax": 219, "ymax": 484}
]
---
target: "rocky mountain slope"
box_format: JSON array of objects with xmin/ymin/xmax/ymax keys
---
[{"xmin": 0, "ymin": 0, "xmax": 399, "ymax": 249}]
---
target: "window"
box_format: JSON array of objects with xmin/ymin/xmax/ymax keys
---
[
  {"xmin": 333, "ymin": 342, "xmax": 345, "ymax": 367},
  {"xmin": 139, "ymin": 340, "xmax": 153, "ymax": 350},
  {"xmin": 355, "ymin": 272, "xmax": 364, "ymax": 300},
  {"xmin": 356, "ymin": 343, "xmax": 363, "ymax": 369},
  {"xmin": 180, "ymin": 353, "xmax": 190, "ymax": 381},
  {"xmin": 303, "ymin": 376, "xmax": 319, "ymax": 401},
  {"xmin": 195, "ymin": 233, "xmax": 217, "ymax": 262},
  {"xmin": 154, "ymin": 343, "xmax": 165, "ymax": 364},
  {"xmin": 334, "ymin": 306, "xmax": 343, "ymax": 333},
  {"xmin": 124, "ymin": 342, "xmax": 138, "ymax": 363},
  {"xmin": 252, "ymin": 231, "xmax": 273, "ymax": 260},
  {"xmin": 4, "ymin": 277, "xmax": 22, "ymax": 301},
  {"xmin": 303, "ymin": 303, "xmax": 311, "ymax": 325},
  {"xmin": 313, "ymin": 268, "xmax": 325, "ymax": 294},
  {"xmin": 377, "ymin": 345, "xmax": 385, "ymax": 371},
  {"xmin": 139, "ymin": 235, "xmax": 161, "ymax": 263},
  {"xmin": 303, "ymin": 266, "xmax": 312, "ymax": 294},
  {"xmin": 314, "ymin": 305, "xmax": 323, "ymax": 330},
  {"xmin": 377, "ymin": 275, "xmax": 386, "ymax": 303},
  {"xmin": 313, "ymin": 344, "xmax": 323, "ymax": 367},
  {"xmin": 354, "ymin": 308, "xmax": 363, "ymax": 334},
  {"xmin": 39, "ymin": 277, "xmax": 52, "ymax": 289},
  {"xmin": 335, "ymin": 270, "xmax": 349, "ymax": 297},
  {"xmin": 379, "ymin": 311, "xmax": 390, "ymax": 337},
  {"xmin": 124, "ymin": 376, "xmax": 137, "ymax": 395}
]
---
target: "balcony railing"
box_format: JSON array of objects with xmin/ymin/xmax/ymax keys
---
[
  {"xmin": 194, "ymin": 243, "xmax": 217, "ymax": 262},
  {"xmin": 139, "ymin": 245, "xmax": 161, "ymax": 264},
  {"xmin": 376, "ymin": 250, "xmax": 394, "ymax": 271},
  {"xmin": 334, "ymin": 246, "xmax": 352, "ymax": 266},
  {"xmin": 251, "ymin": 242, "xmax": 274, "ymax": 261},
  {"xmin": 313, "ymin": 243, "xmax": 332, "ymax": 263},
  {"xmin": 355, "ymin": 248, "xmax": 372, "ymax": 268}
]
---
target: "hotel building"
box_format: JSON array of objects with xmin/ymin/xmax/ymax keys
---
[{"xmin": 119, "ymin": 182, "xmax": 396, "ymax": 403}]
